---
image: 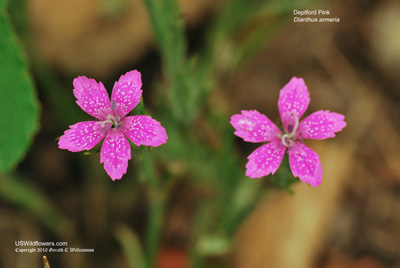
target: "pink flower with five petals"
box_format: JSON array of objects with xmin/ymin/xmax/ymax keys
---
[
  {"xmin": 230, "ymin": 77, "xmax": 346, "ymax": 186},
  {"xmin": 58, "ymin": 70, "xmax": 168, "ymax": 180}
]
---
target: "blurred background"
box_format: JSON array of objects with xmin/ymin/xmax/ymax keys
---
[{"xmin": 0, "ymin": 0, "xmax": 400, "ymax": 267}]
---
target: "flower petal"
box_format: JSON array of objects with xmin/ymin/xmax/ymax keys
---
[
  {"xmin": 278, "ymin": 77, "xmax": 310, "ymax": 131},
  {"xmin": 73, "ymin": 76, "xmax": 111, "ymax": 120},
  {"xmin": 288, "ymin": 142, "xmax": 322, "ymax": 187},
  {"xmin": 231, "ymin": 110, "xmax": 281, "ymax": 143},
  {"xmin": 122, "ymin": 115, "xmax": 168, "ymax": 147},
  {"xmin": 100, "ymin": 129, "xmax": 131, "ymax": 180},
  {"xmin": 58, "ymin": 121, "xmax": 106, "ymax": 152},
  {"xmin": 245, "ymin": 140, "xmax": 286, "ymax": 178},
  {"xmin": 111, "ymin": 70, "xmax": 143, "ymax": 118},
  {"xmin": 297, "ymin": 110, "xmax": 346, "ymax": 140}
]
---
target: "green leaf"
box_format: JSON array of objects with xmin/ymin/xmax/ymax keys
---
[
  {"xmin": 0, "ymin": 0, "xmax": 9, "ymax": 11},
  {"xmin": 0, "ymin": 174, "xmax": 72, "ymax": 237},
  {"xmin": 0, "ymin": 8, "xmax": 39, "ymax": 171},
  {"xmin": 114, "ymin": 224, "xmax": 147, "ymax": 268},
  {"xmin": 197, "ymin": 234, "xmax": 231, "ymax": 256}
]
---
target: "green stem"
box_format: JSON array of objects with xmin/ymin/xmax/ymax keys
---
[
  {"xmin": 145, "ymin": 190, "xmax": 165, "ymax": 268},
  {"xmin": 0, "ymin": 173, "xmax": 73, "ymax": 238},
  {"xmin": 139, "ymin": 149, "xmax": 165, "ymax": 268}
]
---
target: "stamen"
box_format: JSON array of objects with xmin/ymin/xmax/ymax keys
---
[
  {"xmin": 111, "ymin": 99, "xmax": 116, "ymax": 111},
  {"xmin": 99, "ymin": 120, "xmax": 112, "ymax": 133},
  {"xmin": 114, "ymin": 116, "xmax": 123, "ymax": 130},
  {"xmin": 115, "ymin": 122, "xmax": 123, "ymax": 130},
  {"xmin": 288, "ymin": 111, "xmax": 299, "ymax": 135},
  {"xmin": 101, "ymin": 119, "xmax": 113, "ymax": 128}
]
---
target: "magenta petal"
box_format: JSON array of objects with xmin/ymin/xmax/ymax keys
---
[
  {"xmin": 73, "ymin": 76, "xmax": 111, "ymax": 120},
  {"xmin": 100, "ymin": 130, "xmax": 131, "ymax": 180},
  {"xmin": 111, "ymin": 70, "xmax": 143, "ymax": 118},
  {"xmin": 278, "ymin": 77, "xmax": 310, "ymax": 130},
  {"xmin": 58, "ymin": 121, "xmax": 105, "ymax": 152},
  {"xmin": 297, "ymin": 110, "xmax": 346, "ymax": 140},
  {"xmin": 122, "ymin": 115, "xmax": 168, "ymax": 147},
  {"xmin": 231, "ymin": 110, "xmax": 281, "ymax": 143},
  {"xmin": 245, "ymin": 140, "xmax": 286, "ymax": 178},
  {"xmin": 288, "ymin": 142, "xmax": 322, "ymax": 187}
]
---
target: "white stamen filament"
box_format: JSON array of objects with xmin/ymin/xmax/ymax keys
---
[
  {"xmin": 101, "ymin": 119, "xmax": 113, "ymax": 128},
  {"xmin": 289, "ymin": 112, "xmax": 299, "ymax": 135}
]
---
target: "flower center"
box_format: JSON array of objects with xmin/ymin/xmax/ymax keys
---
[
  {"xmin": 281, "ymin": 112, "xmax": 300, "ymax": 148},
  {"xmin": 281, "ymin": 134, "xmax": 294, "ymax": 147},
  {"xmin": 100, "ymin": 115, "xmax": 123, "ymax": 132}
]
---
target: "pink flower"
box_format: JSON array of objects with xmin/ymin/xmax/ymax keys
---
[
  {"xmin": 58, "ymin": 70, "xmax": 168, "ymax": 180},
  {"xmin": 230, "ymin": 77, "xmax": 346, "ymax": 186}
]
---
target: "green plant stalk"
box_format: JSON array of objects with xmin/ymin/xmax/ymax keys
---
[
  {"xmin": 142, "ymin": 0, "xmax": 188, "ymax": 121},
  {"xmin": 138, "ymin": 149, "xmax": 165, "ymax": 268},
  {"xmin": 114, "ymin": 224, "xmax": 146, "ymax": 268},
  {"xmin": 144, "ymin": 191, "xmax": 164, "ymax": 268},
  {"xmin": 0, "ymin": 174, "xmax": 72, "ymax": 238},
  {"xmin": 142, "ymin": 0, "xmax": 185, "ymax": 78}
]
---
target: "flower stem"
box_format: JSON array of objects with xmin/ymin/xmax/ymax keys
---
[
  {"xmin": 145, "ymin": 190, "xmax": 165, "ymax": 268},
  {"xmin": 140, "ymin": 150, "xmax": 165, "ymax": 268}
]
